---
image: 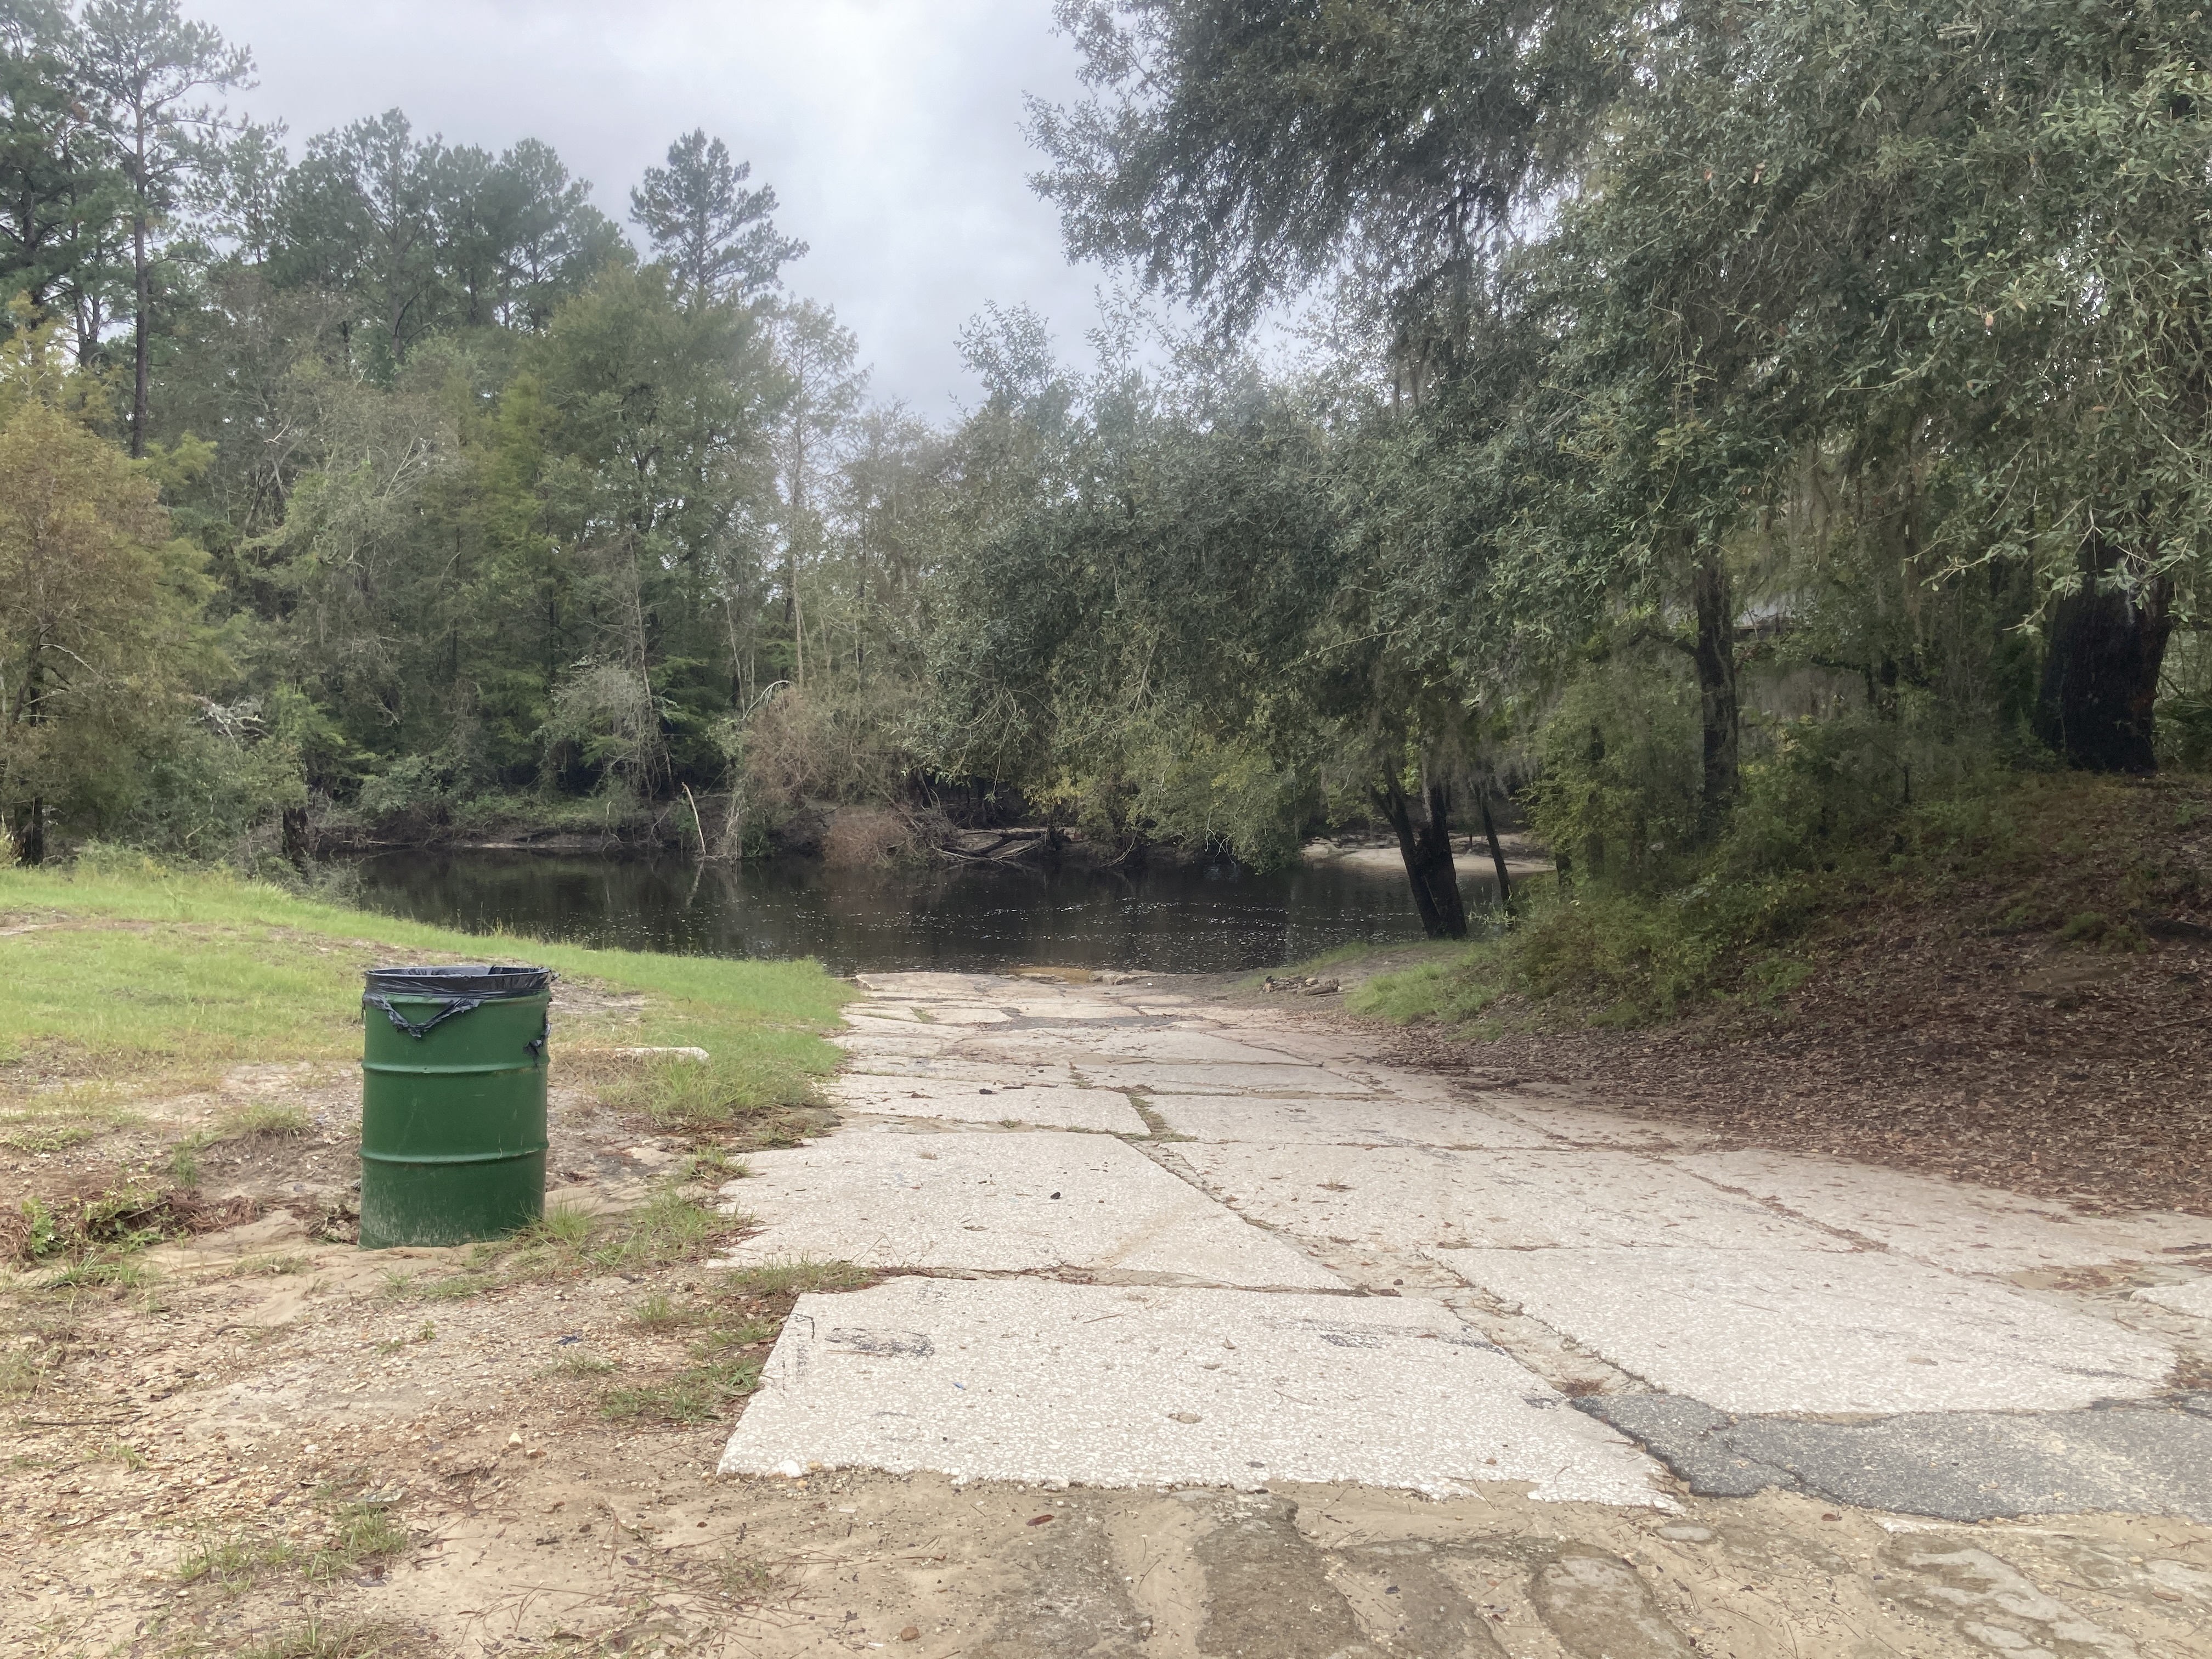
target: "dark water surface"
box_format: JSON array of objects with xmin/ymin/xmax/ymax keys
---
[{"xmin": 348, "ymin": 849, "xmax": 1487, "ymax": 975}]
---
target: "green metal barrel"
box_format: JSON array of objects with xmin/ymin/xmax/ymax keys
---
[{"xmin": 359, "ymin": 965, "xmax": 552, "ymax": 1249}]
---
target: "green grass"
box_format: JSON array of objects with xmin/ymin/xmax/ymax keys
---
[
  {"xmin": 549, "ymin": 1351, "xmax": 616, "ymax": 1376},
  {"xmin": 517, "ymin": 1200, "xmax": 594, "ymax": 1249},
  {"xmin": 597, "ymin": 1261, "xmax": 871, "ymax": 1425},
  {"xmin": 305, "ymin": 1503, "xmax": 410, "ymax": 1581},
  {"xmin": 0, "ymin": 864, "xmax": 855, "ymax": 1113},
  {"xmin": 0, "ymin": 1347, "xmax": 40, "ymax": 1397},
  {"xmin": 217, "ymin": 1102, "xmax": 313, "ymax": 1138},
  {"xmin": 0, "ymin": 1090, "xmax": 141, "ymax": 1153},
  {"xmin": 719, "ymin": 1259, "xmax": 874, "ymax": 1297},
  {"xmin": 1342, "ymin": 933, "xmax": 1516, "ymax": 1026},
  {"xmin": 599, "ymin": 1307, "xmax": 782, "ymax": 1424},
  {"xmin": 602, "ymin": 1049, "xmax": 826, "ymax": 1135},
  {"xmin": 1347, "ymin": 772, "xmax": 2212, "ymax": 1029},
  {"xmin": 1255, "ymin": 938, "xmax": 1468, "ymax": 988},
  {"xmin": 632, "ymin": 1290, "xmax": 706, "ymax": 1329},
  {"xmin": 177, "ymin": 1532, "xmax": 302, "ymax": 1595},
  {"xmin": 379, "ymin": 1193, "xmax": 741, "ymax": 1303}
]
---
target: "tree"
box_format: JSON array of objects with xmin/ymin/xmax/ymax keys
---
[
  {"xmin": 436, "ymin": 138, "xmax": 622, "ymax": 332},
  {"xmin": 628, "ymin": 129, "xmax": 804, "ymax": 303},
  {"xmin": 1, "ymin": 2, "xmax": 101, "ymax": 315},
  {"xmin": 766, "ymin": 298, "xmax": 865, "ymax": 687},
  {"xmin": 276, "ymin": 109, "xmax": 445, "ymax": 367},
  {"xmin": 195, "ymin": 116, "xmax": 286, "ymax": 264},
  {"xmin": 0, "ymin": 320, "xmax": 202, "ymax": 861},
  {"xmin": 75, "ymin": 0, "xmax": 250, "ymax": 454},
  {"xmin": 1032, "ymin": 0, "xmax": 1627, "ymax": 343}
]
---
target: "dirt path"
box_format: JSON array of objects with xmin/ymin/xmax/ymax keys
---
[{"xmin": 6, "ymin": 972, "xmax": 2211, "ymax": 1657}]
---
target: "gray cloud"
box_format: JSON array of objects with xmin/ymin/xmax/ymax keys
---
[{"xmin": 190, "ymin": 0, "xmax": 1113, "ymax": 410}]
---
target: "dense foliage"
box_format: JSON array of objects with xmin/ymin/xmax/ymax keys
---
[
  {"xmin": 0, "ymin": 0, "xmax": 946, "ymax": 865},
  {"xmin": 5, "ymin": 0, "xmax": 2210, "ymax": 976},
  {"xmin": 934, "ymin": 0, "xmax": 2212, "ymax": 940}
]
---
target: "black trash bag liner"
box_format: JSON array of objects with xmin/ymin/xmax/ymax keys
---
[
  {"xmin": 364, "ymin": 966, "xmax": 552, "ymax": 999},
  {"xmin": 364, "ymin": 964, "xmax": 555, "ymax": 1043}
]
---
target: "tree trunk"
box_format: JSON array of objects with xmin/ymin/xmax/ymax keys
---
[
  {"xmin": 1690, "ymin": 544, "xmax": 1740, "ymax": 837},
  {"xmin": 281, "ymin": 805, "xmax": 313, "ymax": 870},
  {"xmin": 2035, "ymin": 543, "xmax": 2172, "ymax": 774},
  {"xmin": 130, "ymin": 213, "xmax": 150, "ymax": 458},
  {"xmin": 1377, "ymin": 776, "xmax": 1468, "ymax": 940},
  {"xmin": 1477, "ymin": 789, "xmax": 1513, "ymax": 914},
  {"xmin": 13, "ymin": 797, "xmax": 44, "ymax": 866}
]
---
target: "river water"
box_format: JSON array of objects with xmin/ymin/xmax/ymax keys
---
[{"xmin": 349, "ymin": 849, "xmax": 1496, "ymax": 975}]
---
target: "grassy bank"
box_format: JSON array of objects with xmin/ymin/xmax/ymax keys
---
[
  {"xmin": 1332, "ymin": 772, "xmax": 2212, "ymax": 1214},
  {"xmin": 1347, "ymin": 772, "xmax": 2212, "ymax": 1031},
  {"xmin": 0, "ymin": 859, "xmax": 856, "ymax": 1156},
  {"xmin": 0, "ymin": 865, "xmax": 874, "ymax": 1655}
]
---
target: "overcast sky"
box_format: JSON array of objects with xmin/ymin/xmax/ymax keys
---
[{"xmin": 190, "ymin": 0, "xmax": 1118, "ymax": 413}]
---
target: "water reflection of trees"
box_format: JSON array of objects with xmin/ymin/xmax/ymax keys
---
[{"xmin": 357, "ymin": 851, "xmax": 1471, "ymax": 974}]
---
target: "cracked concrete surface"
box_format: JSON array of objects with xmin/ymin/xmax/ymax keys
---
[{"xmin": 708, "ymin": 969, "xmax": 2212, "ymax": 1655}]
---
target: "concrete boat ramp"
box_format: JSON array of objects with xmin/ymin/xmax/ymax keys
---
[{"xmin": 707, "ymin": 970, "xmax": 2212, "ymax": 1654}]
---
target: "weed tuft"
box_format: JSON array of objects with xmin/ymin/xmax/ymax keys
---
[
  {"xmin": 0, "ymin": 1348, "xmax": 38, "ymax": 1397},
  {"xmin": 632, "ymin": 1290, "xmax": 706, "ymax": 1329},
  {"xmin": 219, "ymin": 1102, "xmax": 314, "ymax": 1138},
  {"xmin": 166, "ymin": 1135, "xmax": 206, "ymax": 1188},
  {"xmin": 537, "ymin": 1201, "xmax": 596, "ymax": 1246},
  {"xmin": 178, "ymin": 1532, "xmax": 301, "ymax": 1596},
  {"xmin": 91, "ymin": 1438, "xmax": 148, "ymax": 1470},
  {"xmin": 237, "ymin": 1616, "xmax": 411, "ymax": 1659},
  {"xmin": 717, "ymin": 1555, "xmax": 777, "ymax": 1600},
  {"xmin": 722, "ymin": 1259, "xmax": 875, "ymax": 1297},
  {"xmin": 306, "ymin": 1503, "xmax": 411, "ymax": 1581},
  {"xmin": 234, "ymin": 1252, "xmax": 309, "ymax": 1277},
  {"xmin": 682, "ymin": 1145, "xmax": 751, "ymax": 1181},
  {"xmin": 608, "ymin": 1050, "xmax": 824, "ymax": 1136},
  {"xmin": 599, "ymin": 1297, "xmax": 787, "ymax": 1425}
]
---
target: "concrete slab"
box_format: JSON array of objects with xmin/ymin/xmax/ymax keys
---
[
  {"xmin": 1672, "ymin": 1149, "xmax": 2200, "ymax": 1273},
  {"xmin": 843, "ymin": 1056, "xmax": 1078, "ymax": 1085},
  {"xmin": 2134, "ymin": 1278, "xmax": 2212, "ymax": 1319},
  {"xmin": 711, "ymin": 1129, "xmax": 1342, "ymax": 1290},
  {"xmin": 1199, "ymin": 1024, "xmax": 1373, "ymax": 1064},
  {"xmin": 1147, "ymin": 1094, "xmax": 1561, "ymax": 1149},
  {"xmin": 855, "ymin": 971, "xmax": 1013, "ymax": 998},
  {"xmin": 831, "ymin": 1031, "xmax": 956, "ymax": 1059},
  {"xmin": 960, "ymin": 1030, "xmax": 1312, "ymax": 1065},
  {"xmin": 1076, "ymin": 1063, "xmax": 1382, "ymax": 1097},
  {"xmin": 1448, "ymin": 1248, "xmax": 2173, "ymax": 1414},
  {"xmin": 917, "ymin": 1004, "xmax": 1019, "ymax": 1025},
  {"xmin": 718, "ymin": 1276, "xmax": 1671, "ymax": 1505},
  {"xmin": 1479, "ymin": 1096, "xmax": 1718, "ymax": 1150},
  {"xmin": 995, "ymin": 1000, "xmax": 1135, "ymax": 1021},
  {"xmin": 1176, "ymin": 1144, "xmax": 1845, "ymax": 1252},
  {"xmin": 840, "ymin": 1013, "xmax": 944, "ymax": 1037},
  {"xmin": 826, "ymin": 1076, "xmax": 1149, "ymax": 1135}
]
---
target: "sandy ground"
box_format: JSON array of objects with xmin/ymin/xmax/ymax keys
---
[{"xmin": 6, "ymin": 974, "xmax": 2212, "ymax": 1658}]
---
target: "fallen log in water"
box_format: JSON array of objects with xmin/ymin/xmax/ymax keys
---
[{"xmin": 941, "ymin": 827, "xmax": 1067, "ymax": 864}]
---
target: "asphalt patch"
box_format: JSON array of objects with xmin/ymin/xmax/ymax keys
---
[{"xmin": 1583, "ymin": 1392, "xmax": 2212, "ymax": 1521}]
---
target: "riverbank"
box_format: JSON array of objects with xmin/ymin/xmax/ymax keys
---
[
  {"xmin": 1322, "ymin": 772, "xmax": 2212, "ymax": 1217},
  {"xmin": 1, "ymin": 867, "xmax": 862, "ymax": 1656},
  {"xmin": 10, "ymin": 950, "xmax": 2206, "ymax": 1657}
]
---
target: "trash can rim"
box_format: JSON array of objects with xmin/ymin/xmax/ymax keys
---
[{"xmin": 363, "ymin": 964, "xmax": 554, "ymax": 1000}]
